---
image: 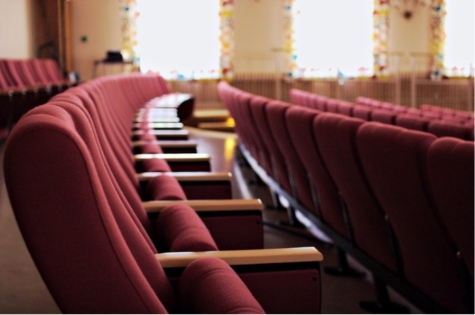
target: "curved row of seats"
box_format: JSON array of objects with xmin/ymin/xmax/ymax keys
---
[
  {"xmin": 0, "ymin": 58, "xmax": 75, "ymax": 140},
  {"xmin": 4, "ymin": 73, "xmax": 323, "ymax": 313},
  {"xmin": 290, "ymin": 89, "xmax": 475, "ymax": 141},
  {"xmin": 218, "ymin": 81, "xmax": 474, "ymax": 314}
]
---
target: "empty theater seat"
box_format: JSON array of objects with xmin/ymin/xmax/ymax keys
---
[
  {"xmin": 356, "ymin": 123, "xmax": 468, "ymax": 313},
  {"xmin": 427, "ymin": 137, "xmax": 474, "ymax": 280},
  {"xmin": 4, "ymin": 96, "xmax": 323, "ymax": 314}
]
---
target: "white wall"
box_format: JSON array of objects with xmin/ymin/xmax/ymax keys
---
[
  {"xmin": 0, "ymin": 0, "xmax": 35, "ymax": 58},
  {"xmin": 70, "ymin": 0, "xmax": 122, "ymax": 81}
]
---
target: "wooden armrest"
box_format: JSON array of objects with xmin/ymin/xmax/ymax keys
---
[
  {"xmin": 145, "ymin": 93, "xmax": 193, "ymax": 108},
  {"xmin": 137, "ymin": 108, "xmax": 178, "ymax": 114},
  {"xmin": 131, "ymin": 140, "xmax": 198, "ymax": 149},
  {"xmin": 134, "ymin": 153, "xmax": 209, "ymax": 162},
  {"xmin": 134, "ymin": 117, "xmax": 180, "ymax": 123},
  {"xmin": 133, "ymin": 122, "xmax": 183, "ymax": 129},
  {"xmin": 155, "ymin": 247, "xmax": 323, "ymax": 268},
  {"xmin": 132, "ymin": 130, "xmax": 189, "ymax": 137},
  {"xmin": 142, "ymin": 199, "xmax": 263, "ymax": 213},
  {"xmin": 137, "ymin": 171, "xmax": 231, "ymax": 182}
]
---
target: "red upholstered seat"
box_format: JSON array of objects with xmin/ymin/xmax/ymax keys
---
[
  {"xmin": 266, "ymin": 100, "xmax": 316, "ymax": 212},
  {"xmin": 285, "ymin": 106, "xmax": 350, "ymax": 238},
  {"xmin": 233, "ymin": 91, "xmax": 262, "ymax": 163},
  {"xmin": 4, "ymin": 105, "xmax": 264, "ymax": 313},
  {"xmin": 314, "ymin": 113, "xmax": 398, "ymax": 272},
  {"xmin": 337, "ymin": 100, "xmax": 354, "ymax": 116},
  {"xmin": 427, "ymin": 120, "xmax": 473, "ymax": 140},
  {"xmin": 395, "ymin": 113, "xmax": 431, "ymax": 131},
  {"xmin": 249, "ymin": 96, "xmax": 292, "ymax": 193},
  {"xmin": 356, "ymin": 123, "xmax": 467, "ymax": 313},
  {"xmin": 218, "ymin": 82, "xmax": 261, "ymax": 164},
  {"xmin": 313, "ymin": 95, "xmax": 328, "ymax": 111},
  {"xmin": 427, "ymin": 137, "xmax": 474, "ymax": 279},
  {"xmin": 240, "ymin": 94, "xmax": 274, "ymax": 176},
  {"xmin": 289, "ymin": 88, "xmax": 307, "ymax": 106},
  {"xmin": 51, "ymin": 78, "xmax": 262, "ymax": 251},
  {"xmin": 371, "ymin": 108, "xmax": 396, "ymax": 125},
  {"xmin": 352, "ymin": 104, "xmax": 371, "ymax": 121},
  {"xmin": 325, "ymin": 99, "xmax": 340, "ymax": 113}
]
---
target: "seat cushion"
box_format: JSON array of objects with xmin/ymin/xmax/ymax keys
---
[{"xmin": 157, "ymin": 204, "xmax": 218, "ymax": 252}]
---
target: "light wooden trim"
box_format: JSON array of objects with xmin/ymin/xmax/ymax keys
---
[
  {"xmin": 132, "ymin": 130, "xmax": 189, "ymax": 137},
  {"xmin": 134, "ymin": 153, "xmax": 209, "ymax": 162},
  {"xmin": 145, "ymin": 93, "xmax": 193, "ymax": 107},
  {"xmin": 143, "ymin": 199, "xmax": 263, "ymax": 213},
  {"xmin": 137, "ymin": 171, "xmax": 231, "ymax": 182},
  {"xmin": 155, "ymin": 247, "xmax": 323, "ymax": 268},
  {"xmin": 137, "ymin": 108, "xmax": 178, "ymax": 114},
  {"xmin": 133, "ymin": 122, "xmax": 183, "ymax": 130},
  {"xmin": 131, "ymin": 140, "xmax": 198, "ymax": 148},
  {"xmin": 134, "ymin": 117, "xmax": 180, "ymax": 123}
]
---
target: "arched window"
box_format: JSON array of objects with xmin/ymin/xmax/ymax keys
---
[{"xmin": 291, "ymin": 0, "xmax": 375, "ymax": 78}]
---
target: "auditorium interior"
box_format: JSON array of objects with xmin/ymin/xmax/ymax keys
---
[{"xmin": 0, "ymin": 0, "xmax": 473, "ymax": 314}]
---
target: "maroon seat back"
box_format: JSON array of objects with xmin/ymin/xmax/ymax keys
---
[
  {"xmin": 266, "ymin": 100, "xmax": 315, "ymax": 211},
  {"xmin": 285, "ymin": 106, "xmax": 350, "ymax": 238},
  {"xmin": 41, "ymin": 59, "xmax": 64, "ymax": 83},
  {"xmin": 427, "ymin": 120, "xmax": 472, "ymax": 140},
  {"xmin": 30, "ymin": 59, "xmax": 54, "ymax": 84},
  {"xmin": 289, "ymin": 88, "xmax": 307, "ymax": 106},
  {"xmin": 3, "ymin": 60, "xmax": 28, "ymax": 88},
  {"xmin": 395, "ymin": 113, "xmax": 431, "ymax": 131},
  {"xmin": 4, "ymin": 105, "xmax": 175, "ymax": 313},
  {"xmin": 240, "ymin": 94, "xmax": 273, "ymax": 176},
  {"xmin": 325, "ymin": 99, "xmax": 340, "ymax": 113},
  {"xmin": 249, "ymin": 96, "xmax": 292, "ymax": 192},
  {"xmin": 352, "ymin": 104, "xmax": 371, "ymax": 121},
  {"xmin": 16, "ymin": 60, "xmax": 43, "ymax": 86},
  {"xmin": 427, "ymin": 137, "xmax": 474, "ymax": 278},
  {"xmin": 337, "ymin": 100, "xmax": 354, "ymax": 117},
  {"xmin": 314, "ymin": 114, "xmax": 397, "ymax": 272},
  {"xmin": 356, "ymin": 123, "xmax": 466, "ymax": 313},
  {"xmin": 0, "ymin": 60, "xmax": 20, "ymax": 89},
  {"xmin": 370, "ymin": 108, "xmax": 396, "ymax": 125}
]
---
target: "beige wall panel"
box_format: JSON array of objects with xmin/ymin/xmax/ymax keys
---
[
  {"xmin": 0, "ymin": 0, "xmax": 35, "ymax": 58},
  {"xmin": 70, "ymin": 0, "xmax": 122, "ymax": 80}
]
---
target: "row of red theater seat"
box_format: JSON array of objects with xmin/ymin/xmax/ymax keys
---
[
  {"xmin": 4, "ymin": 73, "xmax": 323, "ymax": 313},
  {"xmin": 0, "ymin": 58, "xmax": 75, "ymax": 139},
  {"xmin": 290, "ymin": 89, "xmax": 475, "ymax": 141},
  {"xmin": 358, "ymin": 96, "xmax": 474, "ymax": 122},
  {"xmin": 218, "ymin": 81, "xmax": 474, "ymax": 314}
]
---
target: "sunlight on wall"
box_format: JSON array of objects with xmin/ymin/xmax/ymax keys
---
[
  {"xmin": 292, "ymin": 0, "xmax": 374, "ymax": 78},
  {"xmin": 444, "ymin": 0, "xmax": 474, "ymax": 76},
  {"xmin": 136, "ymin": 0, "xmax": 220, "ymax": 79}
]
